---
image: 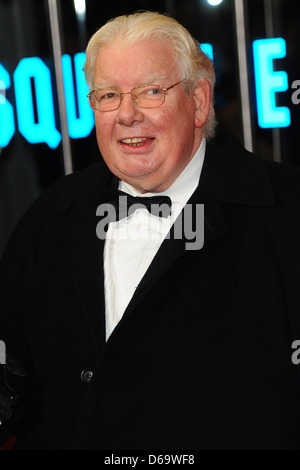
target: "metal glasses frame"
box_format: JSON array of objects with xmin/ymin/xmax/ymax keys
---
[{"xmin": 87, "ymin": 79, "xmax": 185, "ymax": 112}]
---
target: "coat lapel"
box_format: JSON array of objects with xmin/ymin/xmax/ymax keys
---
[
  {"xmin": 121, "ymin": 156, "xmax": 227, "ymax": 322},
  {"xmin": 52, "ymin": 162, "xmax": 112, "ymax": 352}
]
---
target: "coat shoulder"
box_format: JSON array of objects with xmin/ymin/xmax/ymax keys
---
[
  {"xmin": 14, "ymin": 160, "xmax": 109, "ymax": 224},
  {"xmin": 264, "ymin": 159, "xmax": 300, "ymax": 194},
  {"xmin": 262, "ymin": 159, "xmax": 300, "ymax": 217},
  {"xmin": 0, "ymin": 160, "xmax": 110, "ymax": 267},
  {"xmin": 209, "ymin": 128, "xmax": 300, "ymax": 209},
  {"xmin": 38, "ymin": 160, "xmax": 110, "ymax": 212}
]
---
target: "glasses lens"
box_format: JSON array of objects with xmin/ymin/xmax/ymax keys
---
[
  {"xmin": 93, "ymin": 89, "xmax": 121, "ymax": 111},
  {"xmin": 90, "ymin": 85, "xmax": 165, "ymax": 111},
  {"xmin": 134, "ymin": 85, "xmax": 164, "ymax": 108}
]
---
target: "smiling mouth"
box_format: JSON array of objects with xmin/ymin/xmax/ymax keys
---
[{"xmin": 120, "ymin": 137, "xmax": 154, "ymax": 147}]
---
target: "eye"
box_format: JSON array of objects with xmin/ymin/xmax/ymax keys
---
[
  {"xmin": 145, "ymin": 86, "xmax": 163, "ymax": 96},
  {"xmin": 96, "ymin": 90, "xmax": 119, "ymax": 101},
  {"xmin": 104, "ymin": 92, "xmax": 118, "ymax": 100}
]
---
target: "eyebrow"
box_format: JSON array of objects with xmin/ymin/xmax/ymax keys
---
[
  {"xmin": 93, "ymin": 74, "xmax": 169, "ymax": 90},
  {"xmin": 139, "ymin": 74, "xmax": 169, "ymax": 86},
  {"xmin": 93, "ymin": 83, "xmax": 118, "ymax": 89}
]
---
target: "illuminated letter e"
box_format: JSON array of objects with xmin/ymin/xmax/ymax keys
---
[{"xmin": 253, "ymin": 38, "xmax": 291, "ymax": 128}]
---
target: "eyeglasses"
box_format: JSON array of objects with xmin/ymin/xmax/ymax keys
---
[{"xmin": 87, "ymin": 80, "xmax": 185, "ymax": 112}]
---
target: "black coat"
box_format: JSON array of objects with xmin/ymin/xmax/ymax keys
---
[{"xmin": 1, "ymin": 129, "xmax": 300, "ymax": 450}]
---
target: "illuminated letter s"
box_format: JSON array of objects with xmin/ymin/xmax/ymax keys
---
[
  {"xmin": 0, "ymin": 64, "xmax": 15, "ymax": 148},
  {"xmin": 13, "ymin": 57, "xmax": 61, "ymax": 149}
]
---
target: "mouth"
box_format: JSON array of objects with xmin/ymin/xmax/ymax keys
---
[{"xmin": 119, "ymin": 137, "xmax": 155, "ymax": 147}]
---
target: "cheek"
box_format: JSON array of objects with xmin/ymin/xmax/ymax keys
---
[
  {"xmin": 158, "ymin": 98, "xmax": 195, "ymax": 134},
  {"xmin": 95, "ymin": 118, "xmax": 114, "ymax": 152},
  {"xmin": 150, "ymin": 108, "xmax": 179, "ymax": 141},
  {"xmin": 95, "ymin": 116, "xmax": 112, "ymax": 136},
  {"xmin": 158, "ymin": 110, "xmax": 195, "ymax": 150}
]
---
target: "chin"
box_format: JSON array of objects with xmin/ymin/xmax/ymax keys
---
[{"xmin": 120, "ymin": 163, "xmax": 156, "ymax": 179}]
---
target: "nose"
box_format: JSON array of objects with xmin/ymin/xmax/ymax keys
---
[{"xmin": 116, "ymin": 92, "xmax": 144, "ymax": 126}]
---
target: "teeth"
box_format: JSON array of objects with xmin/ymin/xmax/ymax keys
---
[{"xmin": 121, "ymin": 137, "xmax": 148, "ymax": 144}]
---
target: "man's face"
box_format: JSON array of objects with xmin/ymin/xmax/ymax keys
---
[{"xmin": 92, "ymin": 38, "xmax": 209, "ymax": 193}]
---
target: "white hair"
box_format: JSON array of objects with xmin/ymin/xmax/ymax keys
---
[{"xmin": 84, "ymin": 11, "xmax": 217, "ymax": 139}]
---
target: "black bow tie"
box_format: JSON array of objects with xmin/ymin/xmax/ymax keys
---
[{"xmin": 104, "ymin": 188, "xmax": 172, "ymax": 220}]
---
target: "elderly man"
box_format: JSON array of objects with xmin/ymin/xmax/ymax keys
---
[{"xmin": 1, "ymin": 11, "xmax": 300, "ymax": 450}]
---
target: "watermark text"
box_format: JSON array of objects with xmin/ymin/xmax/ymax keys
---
[
  {"xmin": 96, "ymin": 199, "xmax": 204, "ymax": 251},
  {"xmin": 0, "ymin": 340, "xmax": 6, "ymax": 365}
]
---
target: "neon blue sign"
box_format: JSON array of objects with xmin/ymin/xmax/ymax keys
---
[
  {"xmin": 0, "ymin": 39, "xmax": 293, "ymax": 150},
  {"xmin": 1, "ymin": 53, "xmax": 94, "ymax": 149},
  {"xmin": 62, "ymin": 53, "xmax": 94, "ymax": 139},
  {"xmin": 253, "ymin": 38, "xmax": 291, "ymax": 128},
  {"xmin": 14, "ymin": 57, "xmax": 61, "ymax": 148},
  {"xmin": 0, "ymin": 64, "xmax": 15, "ymax": 147},
  {"xmin": 201, "ymin": 43, "xmax": 214, "ymax": 61}
]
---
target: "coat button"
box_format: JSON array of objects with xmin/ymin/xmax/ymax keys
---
[{"xmin": 81, "ymin": 369, "xmax": 93, "ymax": 383}]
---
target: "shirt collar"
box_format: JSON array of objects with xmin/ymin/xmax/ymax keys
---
[{"xmin": 120, "ymin": 138, "xmax": 206, "ymax": 216}]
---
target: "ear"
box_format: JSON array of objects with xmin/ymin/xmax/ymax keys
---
[
  {"xmin": 193, "ymin": 79, "xmax": 211, "ymax": 128},
  {"xmin": 88, "ymin": 94, "xmax": 96, "ymax": 111}
]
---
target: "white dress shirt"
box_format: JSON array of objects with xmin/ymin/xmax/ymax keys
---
[{"xmin": 103, "ymin": 138, "xmax": 206, "ymax": 339}]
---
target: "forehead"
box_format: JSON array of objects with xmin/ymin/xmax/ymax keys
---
[{"xmin": 93, "ymin": 38, "xmax": 178, "ymax": 86}]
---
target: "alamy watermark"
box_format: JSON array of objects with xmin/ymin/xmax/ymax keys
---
[
  {"xmin": 291, "ymin": 80, "xmax": 300, "ymax": 105},
  {"xmin": 96, "ymin": 198, "xmax": 204, "ymax": 251},
  {"xmin": 0, "ymin": 340, "xmax": 6, "ymax": 365},
  {"xmin": 291, "ymin": 340, "xmax": 300, "ymax": 365}
]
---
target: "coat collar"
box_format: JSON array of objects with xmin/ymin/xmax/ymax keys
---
[{"xmin": 200, "ymin": 129, "xmax": 274, "ymax": 207}]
